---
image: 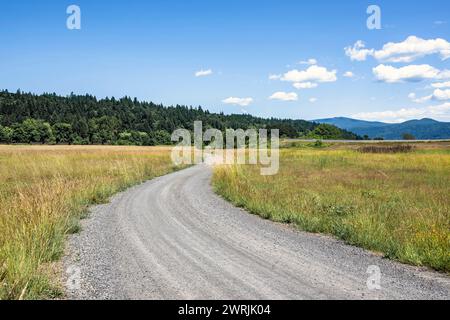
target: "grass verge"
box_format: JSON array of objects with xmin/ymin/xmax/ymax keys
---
[
  {"xmin": 213, "ymin": 144, "xmax": 450, "ymax": 272},
  {"xmin": 0, "ymin": 145, "xmax": 182, "ymax": 299}
]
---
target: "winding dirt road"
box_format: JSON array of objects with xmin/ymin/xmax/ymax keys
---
[{"xmin": 65, "ymin": 165, "xmax": 450, "ymax": 300}]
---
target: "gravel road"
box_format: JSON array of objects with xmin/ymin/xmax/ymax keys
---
[{"xmin": 64, "ymin": 164, "xmax": 450, "ymax": 300}]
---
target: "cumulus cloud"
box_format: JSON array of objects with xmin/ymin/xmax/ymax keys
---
[
  {"xmin": 343, "ymin": 71, "xmax": 355, "ymax": 78},
  {"xmin": 293, "ymin": 82, "xmax": 318, "ymax": 89},
  {"xmin": 409, "ymin": 89, "xmax": 450, "ymax": 103},
  {"xmin": 433, "ymin": 89, "xmax": 450, "ymax": 100},
  {"xmin": 309, "ymin": 98, "xmax": 318, "ymax": 103},
  {"xmin": 195, "ymin": 69, "xmax": 213, "ymax": 77},
  {"xmin": 269, "ymin": 92, "xmax": 298, "ymax": 101},
  {"xmin": 280, "ymin": 65, "xmax": 337, "ymax": 83},
  {"xmin": 432, "ymin": 81, "xmax": 450, "ymax": 89},
  {"xmin": 345, "ymin": 36, "xmax": 450, "ymax": 63},
  {"xmin": 374, "ymin": 36, "xmax": 450, "ymax": 62},
  {"xmin": 352, "ymin": 102, "xmax": 450, "ymax": 122},
  {"xmin": 372, "ymin": 64, "xmax": 450, "ymax": 83},
  {"xmin": 222, "ymin": 97, "xmax": 253, "ymax": 106},
  {"xmin": 345, "ymin": 40, "xmax": 374, "ymax": 61}
]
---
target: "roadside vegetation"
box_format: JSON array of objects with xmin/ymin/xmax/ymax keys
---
[
  {"xmin": 213, "ymin": 142, "xmax": 450, "ymax": 272},
  {"xmin": 0, "ymin": 145, "xmax": 182, "ymax": 300}
]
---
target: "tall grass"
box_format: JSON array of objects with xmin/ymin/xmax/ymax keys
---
[
  {"xmin": 0, "ymin": 145, "xmax": 181, "ymax": 300},
  {"xmin": 213, "ymin": 147, "xmax": 450, "ymax": 272},
  {"xmin": 358, "ymin": 144, "xmax": 415, "ymax": 153}
]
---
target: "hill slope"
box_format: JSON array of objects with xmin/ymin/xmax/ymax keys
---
[
  {"xmin": 314, "ymin": 117, "xmax": 450, "ymax": 140},
  {"xmin": 0, "ymin": 90, "xmax": 359, "ymax": 145}
]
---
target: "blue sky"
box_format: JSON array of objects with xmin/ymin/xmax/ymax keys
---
[{"xmin": 1, "ymin": 0, "xmax": 449, "ymax": 122}]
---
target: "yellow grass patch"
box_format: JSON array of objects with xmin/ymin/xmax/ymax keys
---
[
  {"xmin": 0, "ymin": 145, "xmax": 181, "ymax": 299},
  {"xmin": 213, "ymin": 145, "xmax": 450, "ymax": 272}
]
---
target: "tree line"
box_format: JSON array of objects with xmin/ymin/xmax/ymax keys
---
[{"xmin": 0, "ymin": 90, "xmax": 360, "ymax": 145}]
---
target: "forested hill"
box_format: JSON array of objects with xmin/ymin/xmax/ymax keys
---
[{"xmin": 0, "ymin": 90, "xmax": 360, "ymax": 145}]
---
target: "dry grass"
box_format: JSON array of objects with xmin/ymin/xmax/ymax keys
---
[
  {"xmin": 358, "ymin": 145, "xmax": 415, "ymax": 154},
  {"xmin": 0, "ymin": 145, "xmax": 181, "ymax": 300},
  {"xmin": 213, "ymin": 144, "xmax": 450, "ymax": 272}
]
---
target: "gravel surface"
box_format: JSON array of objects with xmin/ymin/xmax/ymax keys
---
[{"xmin": 64, "ymin": 164, "xmax": 450, "ymax": 300}]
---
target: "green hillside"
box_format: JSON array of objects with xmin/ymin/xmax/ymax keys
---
[{"xmin": 0, "ymin": 90, "xmax": 360, "ymax": 145}]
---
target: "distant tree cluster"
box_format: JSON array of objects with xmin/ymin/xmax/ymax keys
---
[
  {"xmin": 0, "ymin": 90, "xmax": 360, "ymax": 145},
  {"xmin": 306, "ymin": 123, "xmax": 358, "ymax": 140},
  {"xmin": 402, "ymin": 133, "xmax": 416, "ymax": 140}
]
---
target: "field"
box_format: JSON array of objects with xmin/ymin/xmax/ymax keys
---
[
  {"xmin": 1, "ymin": 142, "xmax": 449, "ymax": 300},
  {"xmin": 213, "ymin": 142, "xmax": 450, "ymax": 272},
  {"xmin": 0, "ymin": 145, "xmax": 181, "ymax": 300}
]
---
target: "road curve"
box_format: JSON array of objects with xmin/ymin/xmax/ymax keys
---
[{"xmin": 64, "ymin": 164, "xmax": 450, "ymax": 300}]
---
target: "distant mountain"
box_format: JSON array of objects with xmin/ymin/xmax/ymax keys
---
[
  {"xmin": 314, "ymin": 117, "xmax": 389, "ymax": 130},
  {"xmin": 314, "ymin": 117, "xmax": 450, "ymax": 140}
]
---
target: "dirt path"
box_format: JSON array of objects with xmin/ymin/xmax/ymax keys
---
[{"xmin": 64, "ymin": 165, "xmax": 450, "ymax": 300}]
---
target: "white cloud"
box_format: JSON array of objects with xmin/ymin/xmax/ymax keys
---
[
  {"xmin": 281, "ymin": 65, "xmax": 337, "ymax": 83},
  {"xmin": 409, "ymin": 92, "xmax": 432, "ymax": 103},
  {"xmin": 416, "ymin": 96, "xmax": 433, "ymax": 103},
  {"xmin": 269, "ymin": 74, "xmax": 282, "ymax": 80},
  {"xmin": 409, "ymin": 89, "xmax": 450, "ymax": 103},
  {"xmin": 408, "ymin": 93, "xmax": 416, "ymax": 100},
  {"xmin": 433, "ymin": 89, "xmax": 450, "ymax": 100},
  {"xmin": 269, "ymin": 92, "xmax": 298, "ymax": 101},
  {"xmin": 372, "ymin": 64, "xmax": 450, "ymax": 83},
  {"xmin": 309, "ymin": 98, "xmax": 318, "ymax": 103},
  {"xmin": 428, "ymin": 102, "xmax": 450, "ymax": 115},
  {"xmin": 438, "ymin": 70, "xmax": 450, "ymax": 79},
  {"xmin": 299, "ymin": 58, "xmax": 317, "ymax": 65},
  {"xmin": 353, "ymin": 108, "xmax": 426, "ymax": 122},
  {"xmin": 343, "ymin": 71, "xmax": 355, "ymax": 78},
  {"xmin": 345, "ymin": 36, "xmax": 450, "ymax": 63},
  {"xmin": 195, "ymin": 69, "xmax": 213, "ymax": 77},
  {"xmin": 352, "ymin": 102, "xmax": 450, "ymax": 122},
  {"xmin": 222, "ymin": 97, "xmax": 253, "ymax": 106},
  {"xmin": 293, "ymin": 82, "xmax": 318, "ymax": 89},
  {"xmin": 345, "ymin": 41, "xmax": 374, "ymax": 61},
  {"xmin": 432, "ymin": 81, "xmax": 450, "ymax": 89},
  {"xmin": 373, "ymin": 36, "xmax": 450, "ymax": 62}
]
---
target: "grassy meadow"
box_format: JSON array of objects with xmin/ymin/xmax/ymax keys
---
[
  {"xmin": 0, "ymin": 145, "xmax": 181, "ymax": 300},
  {"xmin": 213, "ymin": 142, "xmax": 450, "ymax": 272}
]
